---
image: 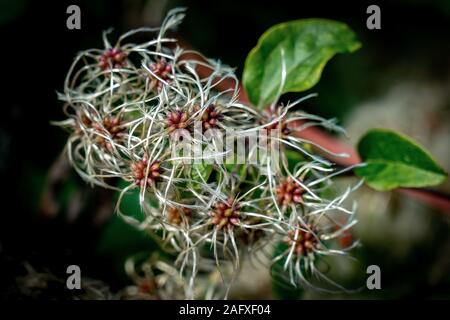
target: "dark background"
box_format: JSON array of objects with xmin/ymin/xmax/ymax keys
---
[{"xmin": 1, "ymin": 0, "xmax": 449, "ymax": 299}]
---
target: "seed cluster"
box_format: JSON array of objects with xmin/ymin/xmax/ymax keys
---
[
  {"xmin": 201, "ymin": 105, "xmax": 223, "ymax": 131},
  {"xmin": 210, "ymin": 198, "xmax": 240, "ymax": 230},
  {"xmin": 276, "ymin": 177, "xmax": 304, "ymax": 206},
  {"xmin": 262, "ymin": 108, "xmax": 291, "ymax": 136},
  {"xmin": 93, "ymin": 115, "xmax": 126, "ymax": 151},
  {"xmin": 132, "ymin": 159, "xmax": 162, "ymax": 188},
  {"xmin": 98, "ymin": 48, "xmax": 127, "ymax": 70},
  {"xmin": 56, "ymin": 8, "xmax": 359, "ymax": 299},
  {"xmin": 166, "ymin": 111, "xmax": 190, "ymax": 133},
  {"xmin": 285, "ymin": 226, "xmax": 318, "ymax": 256},
  {"xmin": 149, "ymin": 58, "xmax": 172, "ymax": 90}
]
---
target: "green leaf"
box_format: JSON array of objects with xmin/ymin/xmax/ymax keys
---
[
  {"xmin": 191, "ymin": 162, "xmax": 213, "ymax": 183},
  {"xmin": 188, "ymin": 162, "xmax": 213, "ymax": 191},
  {"xmin": 243, "ymin": 19, "xmax": 361, "ymax": 107},
  {"xmin": 355, "ymin": 129, "xmax": 447, "ymax": 191}
]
